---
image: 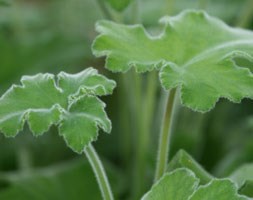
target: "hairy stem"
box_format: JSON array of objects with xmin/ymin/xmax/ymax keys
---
[
  {"xmin": 236, "ymin": 0, "xmax": 253, "ymax": 28},
  {"xmin": 84, "ymin": 144, "xmax": 114, "ymax": 200},
  {"xmin": 96, "ymin": 0, "xmax": 113, "ymax": 20},
  {"xmin": 155, "ymin": 88, "xmax": 177, "ymax": 181}
]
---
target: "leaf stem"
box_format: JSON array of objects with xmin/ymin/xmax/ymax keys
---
[
  {"xmin": 84, "ymin": 144, "xmax": 114, "ymax": 200},
  {"xmin": 155, "ymin": 88, "xmax": 177, "ymax": 181},
  {"xmin": 235, "ymin": 0, "xmax": 253, "ymax": 28},
  {"xmin": 96, "ymin": 0, "xmax": 113, "ymax": 20}
]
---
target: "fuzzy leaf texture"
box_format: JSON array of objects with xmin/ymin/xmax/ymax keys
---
[
  {"xmin": 141, "ymin": 168, "xmax": 249, "ymax": 200},
  {"xmin": 93, "ymin": 10, "xmax": 253, "ymax": 112},
  {"xmin": 0, "ymin": 67, "xmax": 116, "ymax": 153},
  {"xmin": 141, "ymin": 168, "xmax": 199, "ymax": 200}
]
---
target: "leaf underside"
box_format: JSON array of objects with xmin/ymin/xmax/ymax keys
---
[
  {"xmin": 141, "ymin": 168, "xmax": 249, "ymax": 200},
  {"xmin": 92, "ymin": 10, "xmax": 253, "ymax": 112},
  {"xmin": 0, "ymin": 67, "xmax": 116, "ymax": 153}
]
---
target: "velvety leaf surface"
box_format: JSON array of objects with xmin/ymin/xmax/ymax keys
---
[
  {"xmin": 167, "ymin": 150, "xmax": 213, "ymax": 185},
  {"xmin": 0, "ymin": 67, "xmax": 116, "ymax": 153},
  {"xmin": 230, "ymin": 164, "xmax": 253, "ymax": 188},
  {"xmin": 189, "ymin": 179, "xmax": 248, "ymax": 200},
  {"xmin": 59, "ymin": 96, "xmax": 111, "ymax": 153},
  {"xmin": 229, "ymin": 164, "xmax": 253, "ymax": 197},
  {"xmin": 141, "ymin": 168, "xmax": 199, "ymax": 200},
  {"xmin": 93, "ymin": 10, "xmax": 253, "ymax": 112}
]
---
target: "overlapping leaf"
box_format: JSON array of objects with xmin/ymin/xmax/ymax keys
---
[
  {"xmin": 0, "ymin": 67, "xmax": 116, "ymax": 153},
  {"xmin": 141, "ymin": 168, "xmax": 199, "ymax": 200},
  {"xmin": 190, "ymin": 179, "xmax": 248, "ymax": 200},
  {"xmin": 92, "ymin": 10, "xmax": 253, "ymax": 112},
  {"xmin": 141, "ymin": 168, "xmax": 249, "ymax": 200}
]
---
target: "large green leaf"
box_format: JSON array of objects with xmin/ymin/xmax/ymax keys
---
[
  {"xmin": 167, "ymin": 150, "xmax": 213, "ymax": 185},
  {"xmin": 92, "ymin": 10, "xmax": 253, "ymax": 112},
  {"xmin": 0, "ymin": 67, "xmax": 116, "ymax": 153},
  {"xmin": 141, "ymin": 168, "xmax": 199, "ymax": 200},
  {"xmin": 141, "ymin": 168, "xmax": 249, "ymax": 200},
  {"xmin": 189, "ymin": 179, "xmax": 248, "ymax": 200}
]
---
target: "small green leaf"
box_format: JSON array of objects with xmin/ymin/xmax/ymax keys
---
[
  {"xmin": 92, "ymin": 10, "xmax": 253, "ymax": 112},
  {"xmin": 106, "ymin": 0, "xmax": 132, "ymax": 12},
  {"xmin": 167, "ymin": 150, "xmax": 213, "ymax": 185},
  {"xmin": 141, "ymin": 168, "xmax": 199, "ymax": 200},
  {"xmin": 59, "ymin": 96, "xmax": 111, "ymax": 153},
  {"xmin": 189, "ymin": 179, "xmax": 248, "ymax": 200},
  {"xmin": 0, "ymin": 67, "xmax": 116, "ymax": 153}
]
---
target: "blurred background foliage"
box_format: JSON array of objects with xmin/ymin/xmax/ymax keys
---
[{"xmin": 0, "ymin": 0, "xmax": 253, "ymax": 199}]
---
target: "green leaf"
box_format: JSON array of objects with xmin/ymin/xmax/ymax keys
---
[
  {"xmin": 167, "ymin": 150, "xmax": 213, "ymax": 185},
  {"xmin": 141, "ymin": 168, "xmax": 249, "ymax": 200},
  {"xmin": 229, "ymin": 164, "xmax": 253, "ymax": 197},
  {"xmin": 0, "ymin": 67, "xmax": 116, "ymax": 153},
  {"xmin": 59, "ymin": 96, "xmax": 111, "ymax": 153},
  {"xmin": 230, "ymin": 164, "xmax": 253, "ymax": 188},
  {"xmin": 189, "ymin": 179, "xmax": 248, "ymax": 200},
  {"xmin": 141, "ymin": 168, "xmax": 199, "ymax": 200},
  {"xmin": 92, "ymin": 10, "xmax": 253, "ymax": 112},
  {"xmin": 239, "ymin": 181, "xmax": 253, "ymax": 197},
  {"xmin": 106, "ymin": 0, "xmax": 132, "ymax": 12}
]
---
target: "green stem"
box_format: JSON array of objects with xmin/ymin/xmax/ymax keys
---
[
  {"xmin": 155, "ymin": 88, "xmax": 177, "ymax": 181},
  {"xmin": 84, "ymin": 144, "xmax": 114, "ymax": 200},
  {"xmin": 96, "ymin": 0, "xmax": 113, "ymax": 20},
  {"xmin": 118, "ymin": 74, "xmax": 132, "ymax": 165},
  {"xmin": 236, "ymin": 0, "xmax": 253, "ymax": 28}
]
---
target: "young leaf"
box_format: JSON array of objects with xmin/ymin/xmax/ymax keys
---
[
  {"xmin": 92, "ymin": 10, "xmax": 253, "ymax": 112},
  {"xmin": 141, "ymin": 168, "xmax": 199, "ymax": 200},
  {"xmin": 167, "ymin": 149, "xmax": 213, "ymax": 185},
  {"xmin": 0, "ymin": 67, "xmax": 116, "ymax": 153},
  {"xmin": 189, "ymin": 179, "xmax": 249, "ymax": 200}
]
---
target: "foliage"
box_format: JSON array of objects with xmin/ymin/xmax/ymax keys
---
[
  {"xmin": 0, "ymin": 68, "xmax": 116, "ymax": 153},
  {"xmin": 1, "ymin": 0, "xmax": 253, "ymax": 199},
  {"xmin": 92, "ymin": 10, "xmax": 253, "ymax": 112},
  {"xmin": 142, "ymin": 168, "xmax": 248, "ymax": 200}
]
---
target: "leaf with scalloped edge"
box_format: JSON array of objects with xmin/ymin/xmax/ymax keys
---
[
  {"xmin": 189, "ymin": 179, "xmax": 248, "ymax": 200},
  {"xmin": 141, "ymin": 168, "xmax": 250, "ymax": 200},
  {"xmin": 0, "ymin": 67, "xmax": 116, "ymax": 153},
  {"xmin": 92, "ymin": 10, "xmax": 253, "ymax": 112},
  {"xmin": 141, "ymin": 168, "xmax": 199, "ymax": 200}
]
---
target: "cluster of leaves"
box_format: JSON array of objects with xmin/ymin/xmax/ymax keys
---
[
  {"xmin": 142, "ymin": 150, "xmax": 253, "ymax": 200},
  {"xmin": 1, "ymin": 4, "xmax": 253, "ymax": 199},
  {"xmin": 0, "ymin": 67, "xmax": 116, "ymax": 153},
  {"xmin": 92, "ymin": 10, "xmax": 253, "ymax": 112}
]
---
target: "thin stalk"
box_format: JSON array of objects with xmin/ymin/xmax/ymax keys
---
[
  {"xmin": 131, "ymin": 0, "xmax": 140, "ymax": 23},
  {"xmin": 84, "ymin": 144, "xmax": 114, "ymax": 200},
  {"xmin": 118, "ymin": 74, "xmax": 132, "ymax": 165},
  {"xmin": 235, "ymin": 0, "xmax": 253, "ymax": 28},
  {"xmin": 96, "ymin": 0, "xmax": 113, "ymax": 20},
  {"xmin": 154, "ymin": 88, "xmax": 177, "ymax": 181}
]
